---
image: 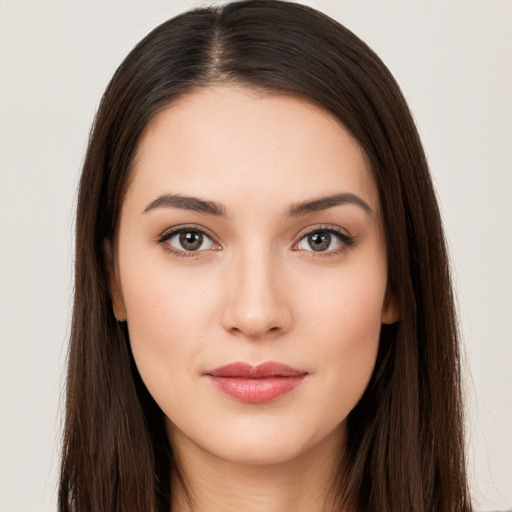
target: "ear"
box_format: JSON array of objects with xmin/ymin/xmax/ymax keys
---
[
  {"xmin": 103, "ymin": 239, "xmax": 127, "ymax": 322},
  {"xmin": 381, "ymin": 289, "xmax": 399, "ymax": 325}
]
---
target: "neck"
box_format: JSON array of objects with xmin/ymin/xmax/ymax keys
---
[{"xmin": 169, "ymin": 425, "xmax": 346, "ymax": 512}]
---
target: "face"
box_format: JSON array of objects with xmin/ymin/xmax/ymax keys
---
[{"xmin": 108, "ymin": 85, "xmax": 396, "ymax": 467}]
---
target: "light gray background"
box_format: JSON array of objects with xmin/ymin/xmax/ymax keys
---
[{"xmin": 0, "ymin": 1, "xmax": 511, "ymax": 511}]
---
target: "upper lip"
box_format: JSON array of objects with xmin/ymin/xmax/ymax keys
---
[{"xmin": 205, "ymin": 361, "xmax": 307, "ymax": 378}]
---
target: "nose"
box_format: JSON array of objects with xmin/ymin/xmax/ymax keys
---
[{"xmin": 221, "ymin": 250, "xmax": 293, "ymax": 339}]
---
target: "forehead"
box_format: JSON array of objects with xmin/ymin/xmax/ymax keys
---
[{"xmin": 127, "ymin": 85, "xmax": 379, "ymax": 214}]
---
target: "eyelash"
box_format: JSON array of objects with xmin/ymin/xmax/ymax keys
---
[
  {"xmin": 156, "ymin": 225, "xmax": 220, "ymax": 258},
  {"xmin": 293, "ymin": 225, "xmax": 355, "ymax": 257},
  {"xmin": 156, "ymin": 224, "xmax": 355, "ymax": 258}
]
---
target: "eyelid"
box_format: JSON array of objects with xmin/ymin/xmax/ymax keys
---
[
  {"xmin": 156, "ymin": 224, "xmax": 221, "ymax": 255},
  {"xmin": 157, "ymin": 223, "xmax": 218, "ymax": 242},
  {"xmin": 292, "ymin": 224, "xmax": 355, "ymax": 253}
]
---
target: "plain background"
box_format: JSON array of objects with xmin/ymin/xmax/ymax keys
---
[{"xmin": 0, "ymin": 1, "xmax": 511, "ymax": 511}]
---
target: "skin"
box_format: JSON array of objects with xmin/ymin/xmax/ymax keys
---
[{"xmin": 108, "ymin": 85, "xmax": 397, "ymax": 512}]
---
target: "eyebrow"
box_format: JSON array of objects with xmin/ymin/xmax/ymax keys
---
[
  {"xmin": 142, "ymin": 192, "xmax": 372, "ymax": 218},
  {"xmin": 143, "ymin": 194, "xmax": 227, "ymax": 216},
  {"xmin": 287, "ymin": 193, "xmax": 373, "ymax": 217}
]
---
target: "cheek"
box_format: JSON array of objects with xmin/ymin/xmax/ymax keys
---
[
  {"xmin": 119, "ymin": 261, "xmax": 218, "ymax": 394},
  {"xmin": 300, "ymin": 259, "xmax": 386, "ymax": 342},
  {"xmin": 295, "ymin": 262, "xmax": 386, "ymax": 408}
]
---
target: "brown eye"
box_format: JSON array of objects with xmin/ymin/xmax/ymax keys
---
[
  {"xmin": 162, "ymin": 228, "xmax": 216, "ymax": 253},
  {"xmin": 295, "ymin": 227, "xmax": 354, "ymax": 254},
  {"xmin": 179, "ymin": 230, "xmax": 204, "ymax": 251},
  {"xmin": 307, "ymin": 231, "xmax": 332, "ymax": 252}
]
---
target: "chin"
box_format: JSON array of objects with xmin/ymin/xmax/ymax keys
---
[
  {"xmin": 167, "ymin": 412, "xmax": 346, "ymax": 469},
  {"xmin": 212, "ymin": 437, "xmax": 309, "ymax": 466}
]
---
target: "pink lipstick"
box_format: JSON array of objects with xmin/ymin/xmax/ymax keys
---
[{"xmin": 205, "ymin": 362, "xmax": 307, "ymax": 404}]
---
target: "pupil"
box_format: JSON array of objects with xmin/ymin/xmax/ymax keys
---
[
  {"xmin": 180, "ymin": 231, "xmax": 202, "ymax": 251},
  {"xmin": 309, "ymin": 232, "xmax": 331, "ymax": 251}
]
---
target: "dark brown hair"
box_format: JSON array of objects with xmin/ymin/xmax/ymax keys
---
[{"xmin": 60, "ymin": 1, "xmax": 473, "ymax": 511}]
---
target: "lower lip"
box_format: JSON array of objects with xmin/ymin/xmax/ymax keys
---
[{"xmin": 207, "ymin": 376, "xmax": 306, "ymax": 404}]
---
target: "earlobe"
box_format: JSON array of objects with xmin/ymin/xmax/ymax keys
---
[
  {"xmin": 103, "ymin": 239, "xmax": 127, "ymax": 322},
  {"xmin": 111, "ymin": 298, "xmax": 127, "ymax": 323},
  {"xmin": 381, "ymin": 291, "xmax": 399, "ymax": 325}
]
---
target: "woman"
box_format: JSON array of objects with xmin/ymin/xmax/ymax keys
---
[{"xmin": 59, "ymin": 1, "xmax": 473, "ymax": 511}]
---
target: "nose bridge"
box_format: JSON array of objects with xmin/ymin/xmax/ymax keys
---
[{"xmin": 222, "ymin": 244, "xmax": 291, "ymax": 338}]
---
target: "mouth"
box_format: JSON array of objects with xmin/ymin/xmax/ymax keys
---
[{"xmin": 204, "ymin": 362, "xmax": 308, "ymax": 404}]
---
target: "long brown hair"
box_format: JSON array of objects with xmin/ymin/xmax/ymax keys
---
[{"xmin": 60, "ymin": 1, "xmax": 473, "ymax": 511}]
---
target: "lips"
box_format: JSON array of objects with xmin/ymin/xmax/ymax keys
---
[{"xmin": 205, "ymin": 362, "xmax": 308, "ymax": 404}]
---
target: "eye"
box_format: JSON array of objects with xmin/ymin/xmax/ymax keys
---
[
  {"xmin": 295, "ymin": 228, "xmax": 354, "ymax": 253},
  {"xmin": 159, "ymin": 227, "xmax": 218, "ymax": 254}
]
